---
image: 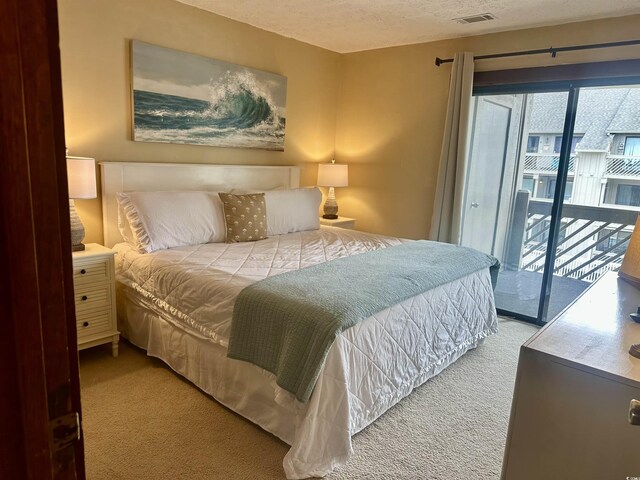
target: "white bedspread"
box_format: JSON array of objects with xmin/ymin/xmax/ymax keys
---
[{"xmin": 114, "ymin": 227, "xmax": 498, "ymax": 478}]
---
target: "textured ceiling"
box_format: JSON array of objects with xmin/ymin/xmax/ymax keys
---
[{"xmin": 176, "ymin": 0, "xmax": 640, "ymax": 53}]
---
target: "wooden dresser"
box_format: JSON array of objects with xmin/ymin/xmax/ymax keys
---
[{"xmin": 502, "ymin": 272, "xmax": 640, "ymax": 479}]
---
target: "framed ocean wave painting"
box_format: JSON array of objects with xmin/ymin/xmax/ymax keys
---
[{"xmin": 131, "ymin": 41, "xmax": 287, "ymax": 151}]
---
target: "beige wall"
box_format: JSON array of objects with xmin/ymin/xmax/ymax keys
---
[
  {"xmin": 59, "ymin": 2, "xmax": 640, "ymax": 243},
  {"xmin": 335, "ymin": 15, "xmax": 640, "ymax": 239},
  {"xmin": 58, "ymin": 0, "xmax": 341, "ymax": 244}
]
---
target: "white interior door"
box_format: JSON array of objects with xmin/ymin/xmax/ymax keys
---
[{"xmin": 460, "ymin": 97, "xmax": 513, "ymax": 254}]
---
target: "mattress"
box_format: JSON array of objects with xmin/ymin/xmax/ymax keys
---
[
  {"xmin": 114, "ymin": 226, "xmax": 498, "ymax": 478},
  {"xmin": 115, "ymin": 227, "xmax": 407, "ymax": 346}
]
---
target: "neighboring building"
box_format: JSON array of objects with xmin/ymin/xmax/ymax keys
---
[
  {"xmin": 523, "ymin": 88, "xmax": 640, "ymax": 207},
  {"xmin": 518, "ymin": 88, "xmax": 640, "ymax": 282}
]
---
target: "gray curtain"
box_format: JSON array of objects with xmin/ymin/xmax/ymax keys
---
[{"xmin": 429, "ymin": 52, "xmax": 474, "ymax": 244}]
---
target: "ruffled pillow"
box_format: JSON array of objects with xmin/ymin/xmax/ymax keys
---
[{"xmin": 116, "ymin": 191, "xmax": 226, "ymax": 253}]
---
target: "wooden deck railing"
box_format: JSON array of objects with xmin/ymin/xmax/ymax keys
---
[{"xmin": 506, "ymin": 191, "xmax": 639, "ymax": 283}]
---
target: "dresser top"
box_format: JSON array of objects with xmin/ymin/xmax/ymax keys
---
[{"xmin": 525, "ymin": 271, "xmax": 640, "ymax": 387}]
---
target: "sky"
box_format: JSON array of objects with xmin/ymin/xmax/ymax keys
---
[{"xmin": 132, "ymin": 41, "xmax": 287, "ymax": 108}]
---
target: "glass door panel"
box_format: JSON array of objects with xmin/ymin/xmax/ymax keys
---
[
  {"xmin": 547, "ymin": 85, "xmax": 640, "ymax": 321},
  {"xmin": 461, "ymin": 91, "xmax": 570, "ymax": 321}
]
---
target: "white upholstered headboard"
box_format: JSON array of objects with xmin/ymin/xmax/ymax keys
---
[{"xmin": 100, "ymin": 162, "xmax": 301, "ymax": 248}]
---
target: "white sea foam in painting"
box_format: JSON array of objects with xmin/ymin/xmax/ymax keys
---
[{"xmin": 135, "ymin": 125, "xmax": 285, "ymax": 149}]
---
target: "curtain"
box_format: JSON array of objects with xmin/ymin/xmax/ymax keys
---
[{"xmin": 429, "ymin": 52, "xmax": 474, "ymax": 244}]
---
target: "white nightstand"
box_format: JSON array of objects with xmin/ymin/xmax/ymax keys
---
[
  {"xmin": 72, "ymin": 243, "xmax": 119, "ymax": 357},
  {"xmin": 319, "ymin": 216, "xmax": 356, "ymax": 230}
]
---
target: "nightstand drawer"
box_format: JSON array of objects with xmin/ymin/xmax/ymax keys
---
[
  {"xmin": 73, "ymin": 258, "xmax": 110, "ymax": 285},
  {"xmin": 74, "ymin": 283, "xmax": 112, "ymax": 312},
  {"xmin": 76, "ymin": 309, "xmax": 113, "ymax": 339}
]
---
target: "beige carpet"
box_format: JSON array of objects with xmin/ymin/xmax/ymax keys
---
[{"xmin": 80, "ymin": 317, "xmax": 536, "ymax": 479}]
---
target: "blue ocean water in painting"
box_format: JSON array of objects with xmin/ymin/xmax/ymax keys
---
[{"xmin": 133, "ymin": 72, "xmax": 286, "ymax": 150}]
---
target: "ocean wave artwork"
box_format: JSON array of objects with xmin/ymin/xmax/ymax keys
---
[{"xmin": 131, "ymin": 41, "xmax": 287, "ymax": 151}]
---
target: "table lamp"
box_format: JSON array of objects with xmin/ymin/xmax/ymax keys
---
[
  {"xmin": 317, "ymin": 160, "xmax": 348, "ymax": 219},
  {"xmin": 67, "ymin": 156, "xmax": 97, "ymax": 251}
]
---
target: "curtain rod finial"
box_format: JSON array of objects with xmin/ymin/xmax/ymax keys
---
[{"xmin": 435, "ymin": 57, "xmax": 443, "ymax": 67}]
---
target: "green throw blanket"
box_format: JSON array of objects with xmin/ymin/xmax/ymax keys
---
[{"xmin": 227, "ymin": 240, "xmax": 499, "ymax": 403}]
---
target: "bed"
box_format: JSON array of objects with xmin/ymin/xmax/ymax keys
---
[{"xmin": 102, "ymin": 162, "xmax": 498, "ymax": 479}]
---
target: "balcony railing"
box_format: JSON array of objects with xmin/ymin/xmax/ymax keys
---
[
  {"xmin": 506, "ymin": 192, "xmax": 639, "ymax": 284},
  {"xmin": 605, "ymin": 155, "xmax": 640, "ymax": 178},
  {"xmin": 524, "ymin": 153, "xmax": 576, "ymax": 174},
  {"xmin": 525, "ymin": 154, "xmax": 640, "ymax": 178}
]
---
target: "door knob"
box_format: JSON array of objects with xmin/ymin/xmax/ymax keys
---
[
  {"xmin": 471, "ymin": 202, "xmax": 479, "ymax": 209},
  {"xmin": 630, "ymin": 399, "xmax": 640, "ymax": 425}
]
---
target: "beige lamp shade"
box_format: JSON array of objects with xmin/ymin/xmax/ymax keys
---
[
  {"xmin": 619, "ymin": 215, "xmax": 640, "ymax": 286},
  {"xmin": 317, "ymin": 163, "xmax": 348, "ymax": 187},
  {"xmin": 67, "ymin": 156, "xmax": 97, "ymax": 199}
]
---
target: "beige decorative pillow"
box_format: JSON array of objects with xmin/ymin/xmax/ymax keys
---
[{"xmin": 219, "ymin": 192, "xmax": 268, "ymax": 243}]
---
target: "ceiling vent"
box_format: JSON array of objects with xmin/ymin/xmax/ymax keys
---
[{"xmin": 454, "ymin": 13, "xmax": 497, "ymax": 24}]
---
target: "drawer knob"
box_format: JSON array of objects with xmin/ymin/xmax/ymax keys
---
[
  {"xmin": 82, "ymin": 321, "xmax": 89, "ymax": 327},
  {"xmin": 81, "ymin": 295, "xmax": 88, "ymax": 301},
  {"xmin": 80, "ymin": 269, "xmax": 86, "ymax": 275},
  {"xmin": 631, "ymin": 399, "xmax": 640, "ymax": 426}
]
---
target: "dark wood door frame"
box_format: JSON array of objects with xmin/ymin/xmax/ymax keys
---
[{"xmin": 1, "ymin": 0, "xmax": 84, "ymax": 478}]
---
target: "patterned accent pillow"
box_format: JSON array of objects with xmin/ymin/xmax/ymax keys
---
[{"xmin": 219, "ymin": 192, "xmax": 268, "ymax": 243}]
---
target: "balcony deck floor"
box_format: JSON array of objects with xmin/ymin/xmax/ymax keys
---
[{"xmin": 495, "ymin": 269, "xmax": 590, "ymax": 321}]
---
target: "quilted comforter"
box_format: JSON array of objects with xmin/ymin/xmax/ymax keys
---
[
  {"xmin": 115, "ymin": 227, "xmax": 498, "ymax": 479},
  {"xmin": 229, "ymin": 240, "xmax": 499, "ymax": 403}
]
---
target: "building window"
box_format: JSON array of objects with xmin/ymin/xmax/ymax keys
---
[
  {"xmin": 615, "ymin": 184, "xmax": 640, "ymax": 207},
  {"xmin": 596, "ymin": 230, "xmax": 631, "ymax": 254},
  {"xmin": 527, "ymin": 136, "xmax": 540, "ymax": 153},
  {"xmin": 553, "ymin": 136, "xmax": 562, "ymax": 154},
  {"xmin": 542, "ymin": 178, "xmax": 573, "ymax": 201},
  {"xmin": 544, "ymin": 178, "xmax": 556, "ymax": 199},
  {"xmin": 564, "ymin": 180, "xmax": 574, "ymax": 202},
  {"xmin": 522, "ymin": 177, "xmax": 535, "ymax": 194},
  {"xmin": 553, "ymin": 135, "xmax": 583, "ymax": 154},
  {"xmin": 624, "ymin": 136, "xmax": 640, "ymax": 156}
]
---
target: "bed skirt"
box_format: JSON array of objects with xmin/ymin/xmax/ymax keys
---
[{"xmin": 116, "ymin": 268, "xmax": 497, "ymax": 479}]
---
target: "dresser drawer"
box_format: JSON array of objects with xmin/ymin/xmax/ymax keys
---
[
  {"xmin": 76, "ymin": 309, "xmax": 113, "ymax": 339},
  {"xmin": 73, "ymin": 258, "xmax": 110, "ymax": 285},
  {"xmin": 74, "ymin": 283, "xmax": 112, "ymax": 312}
]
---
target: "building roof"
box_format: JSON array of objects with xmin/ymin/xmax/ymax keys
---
[
  {"xmin": 528, "ymin": 87, "xmax": 640, "ymax": 151},
  {"xmin": 607, "ymin": 89, "xmax": 640, "ymax": 134},
  {"xmin": 528, "ymin": 92, "xmax": 567, "ymax": 134}
]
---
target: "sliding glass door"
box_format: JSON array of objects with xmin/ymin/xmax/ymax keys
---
[
  {"xmin": 461, "ymin": 81, "xmax": 640, "ymax": 324},
  {"xmin": 547, "ymin": 85, "xmax": 640, "ymax": 319}
]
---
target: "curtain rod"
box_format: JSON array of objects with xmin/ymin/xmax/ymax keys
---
[{"xmin": 434, "ymin": 39, "xmax": 640, "ymax": 67}]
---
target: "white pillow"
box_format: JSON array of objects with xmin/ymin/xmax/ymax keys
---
[
  {"xmin": 117, "ymin": 191, "xmax": 226, "ymax": 253},
  {"xmin": 117, "ymin": 200, "xmax": 135, "ymax": 245},
  {"xmin": 264, "ymin": 188, "xmax": 322, "ymax": 235}
]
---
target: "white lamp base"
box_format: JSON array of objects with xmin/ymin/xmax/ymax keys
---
[
  {"xmin": 322, "ymin": 186, "xmax": 339, "ymax": 219},
  {"xmin": 69, "ymin": 199, "xmax": 86, "ymax": 252}
]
